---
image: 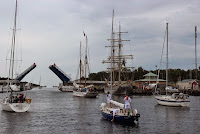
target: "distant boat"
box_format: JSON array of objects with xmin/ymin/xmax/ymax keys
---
[
  {"xmin": 102, "ymin": 10, "xmax": 134, "ymax": 95},
  {"xmin": 101, "ymin": 10, "xmax": 140, "ymax": 125},
  {"xmin": 73, "ymin": 82, "xmax": 98, "ymax": 98},
  {"xmin": 39, "ymin": 75, "xmax": 42, "ymax": 89},
  {"xmin": 1, "ymin": 0, "xmax": 32, "ymax": 112},
  {"xmin": 154, "ymin": 23, "xmax": 190, "ymax": 107},
  {"xmin": 73, "ymin": 34, "xmax": 98, "ymax": 98},
  {"xmin": 58, "ymin": 83, "xmax": 73, "ymax": 92}
]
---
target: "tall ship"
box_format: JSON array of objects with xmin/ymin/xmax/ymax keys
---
[
  {"xmin": 73, "ymin": 33, "xmax": 98, "ymax": 98},
  {"xmin": 103, "ymin": 10, "xmax": 134, "ymax": 95}
]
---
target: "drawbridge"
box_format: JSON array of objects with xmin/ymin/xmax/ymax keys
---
[
  {"xmin": 49, "ymin": 64, "xmax": 71, "ymax": 83},
  {"xmin": 15, "ymin": 63, "xmax": 37, "ymax": 81}
]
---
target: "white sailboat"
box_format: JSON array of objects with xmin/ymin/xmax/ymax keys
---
[
  {"xmin": 102, "ymin": 10, "xmax": 134, "ymax": 95},
  {"xmin": 154, "ymin": 23, "xmax": 190, "ymax": 107},
  {"xmin": 101, "ymin": 10, "xmax": 140, "ymax": 125},
  {"xmin": 39, "ymin": 75, "xmax": 42, "ymax": 89},
  {"xmin": 73, "ymin": 34, "xmax": 98, "ymax": 98},
  {"xmin": 58, "ymin": 83, "xmax": 73, "ymax": 92},
  {"xmin": 1, "ymin": 0, "xmax": 32, "ymax": 112}
]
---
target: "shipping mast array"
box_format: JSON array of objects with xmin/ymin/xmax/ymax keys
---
[
  {"xmin": 78, "ymin": 32, "xmax": 90, "ymax": 87},
  {"xmin": 103, "ymin": 9, "xmax": 134, "ymax": 86}
]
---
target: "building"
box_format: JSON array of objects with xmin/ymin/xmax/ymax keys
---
[
  {"xmin": 176, "ymin": 79, "xmax": 200, "ymax": 90},
  {"xmin": 134, "ymin": 72, "xmax": 166, "ymax": 90}
]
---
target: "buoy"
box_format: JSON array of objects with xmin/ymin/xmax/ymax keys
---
[{"xmin": 25, "ymin": 99, "xmax": 32, "ymax": 104}]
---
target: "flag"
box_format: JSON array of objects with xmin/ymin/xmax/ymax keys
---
[
  {"xmin": 83, "ymin": 31, "xmax": 85, "ymax": 37},
  {"xmin": 122, "ymin": 58, "xmax": 125, "ymax": 66}
]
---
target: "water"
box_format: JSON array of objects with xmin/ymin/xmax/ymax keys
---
[{"xmin": 0, "ymin": 88, "xmax": 200, "ymax": 134}]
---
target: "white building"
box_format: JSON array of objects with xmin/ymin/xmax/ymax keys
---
[{"xmin": 176, "ymin": 79, "xmax": 200, "ymax": 90}]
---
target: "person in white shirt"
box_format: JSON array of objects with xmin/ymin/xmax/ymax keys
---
[
  {"xmin": 106, "ymin": 92, "xmax": 111, "ymax": 107},
  {"xmin": 110, "ymin": 109, "xmax": 120, "ymax": 122},
  {"xmin": 124, "ymin": 95, "xmax": 131, "ymax": 114}
]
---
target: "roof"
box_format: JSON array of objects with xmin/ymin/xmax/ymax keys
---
[
  {"xmin": 143, "ymin": 72, "xmax": 157, "ymax": 77},
  {"xmin": 178, "ymin": 79, "xmax": 200, "ymax": 84},
  {"xmin": 181, "ymin": 79, "xmax": 196, "ymax": 82},
  {"xmin": 135, "ymin": 78, "xmax": 166, "ymax": 82}
]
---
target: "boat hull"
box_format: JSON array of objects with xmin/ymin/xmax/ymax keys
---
[
  {"xmin": 104, "ymin": 85, "xmax": 132, "ymax": 95},
  {"xmin": 59, "ymin": 86, "xmax": 73, "ymax": 92},
  {"xmin": 1, "ymin": 102, "xmax": 30, "ymax": 112},
  {"xmin": 101, "ymin": 110, "xmax": 139, "ymax": 124},
  {"xmin": 155, "ymin": 95, "xmax": 190, "ymax": 107},
  {"xmin": 73, "ymin": 91, "xmax": 98, "ymax": 98}
]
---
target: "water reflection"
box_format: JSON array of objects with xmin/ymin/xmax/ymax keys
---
[
  {"xmin": 0, "ymin": 88, "xmax": 199, "ymax": 134},
  {"xmin": 2, "ymin": 111, "xmax": 32, "ymax": 134}
]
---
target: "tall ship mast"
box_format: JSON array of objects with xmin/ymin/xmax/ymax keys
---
[{"xmin": 103, "ymin": 10, "xmax": 134, "ymax": 95}]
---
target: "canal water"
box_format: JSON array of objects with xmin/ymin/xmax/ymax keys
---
[{"xmin": 0, "ymin": 88, "xmax": 200, "ymax": 134}]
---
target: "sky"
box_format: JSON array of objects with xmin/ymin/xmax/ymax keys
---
[{"xmin": 0, "ymin": 0, "xmax": 200, "ymax": 87}]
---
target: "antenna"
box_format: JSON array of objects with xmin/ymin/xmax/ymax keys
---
[
  {"xmin": 195, "ymin": 26, "xmax": 197, "ymax": 79},
  {"xmin": 166, "ymin": 22, "xmax": 169, "ymax": 96}
]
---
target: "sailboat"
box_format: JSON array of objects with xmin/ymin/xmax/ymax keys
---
[
  {"xmin": 73, "ymin": 34, "xmax": 98, "ymax": 98},
  {"xmin": 102, "ymin": 10, "xmax": 134, "ymax": 95},
  {"xmin": 58, "ymin": 83, "xmax": 73, "ymax": 92},
  {"xmin": 39, "ymin": 75, "xmax": 42, "ymax": 89},
  {"xmin": 154, "ymin": 23, "xmax": 190, "ymax": 107},
  {"xmin": 1, "ymin": 0, "xmax": 32, "ymax": 112},
  {"xmin": 101, "ymin": 10, "xmax": 140, "ymax": 125}
]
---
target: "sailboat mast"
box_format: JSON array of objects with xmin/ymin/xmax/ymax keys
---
[
  {"xmin": 111, "ymin": 9, "xmax": 115, "ymax": 88},
  {"xmin": 118, "ymin": 23, "xmax": 122, "ymax": 85},
  {"xmin": 80, "ymin": 41, "xmax": 82, "ymax": 87},
  {"xmin": 39, "ymin": 75, "xmax": 41, "ymax": 85},
  {"xmin": 85, "ymin": 35, "xmax": 88, "ymax": 87},
  {"xmin": 9, "ymin": 0, "xmax": 18, "ymax": 80},
  {"xmin": 195, "ymin": 26, "xmax": 197, "ymax": 79},
  {"xmin": 166, "ymin": 23, "xmax": 168, "ymax": 88}
]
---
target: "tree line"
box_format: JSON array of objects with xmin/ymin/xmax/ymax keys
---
[{"xmin": 88, "ymin": 67, "xmax": 200, "ymax": 82}]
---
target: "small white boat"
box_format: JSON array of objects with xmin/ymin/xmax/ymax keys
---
[
  {"xmin": 58, "ymin": 83, "xmax": 73, "ymax": 92},
  {"xmin": 73, "ymin": 84, "xmax": 98, "ymax": 98},
  {"xmin": 154, "ymin": 23, "xmax": 190, "ymax": 107},
  {"xmin": 1, "ymin": 94, "xmax": 31, "ymax": 112},
  {"xmin": 59, "ymin": 85, "xmax": 74, "ymax": 92},
  {"xmin": 1, "ymin": 0, "xmax": 32, "ymax": 112},
  {"xmin": 1, "ymin": 85, "xmax": 32, "ymax": 112},
  {"xmin": 154, "ymin": 92, "xmax": 190, "ymax": 107}
]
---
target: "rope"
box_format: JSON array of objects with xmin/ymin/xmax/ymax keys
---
[{"xmin": 155, "ymin": 27, "xmax": 167, "ymax": 92}]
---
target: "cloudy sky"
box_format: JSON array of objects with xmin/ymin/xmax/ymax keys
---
[{"xmin": 0, "ymin": 0, "xmax": 200, "ymax": 87}]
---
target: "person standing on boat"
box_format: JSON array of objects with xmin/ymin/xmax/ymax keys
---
[
  {"xmin": 124, "ymin": 95, "xmax": 131, "ymax": 115},
  {"xmin": 106, "ymin": 92, "xmax": 111, "ymax": 107},
  {"xmin": 110, "ymin": 109, "xmax": 120, "ymax": 122}
]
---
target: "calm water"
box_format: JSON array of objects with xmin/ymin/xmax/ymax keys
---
[{"xmin": 0, "ymin": 88, "xmax": 200, "ymax": 134}]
